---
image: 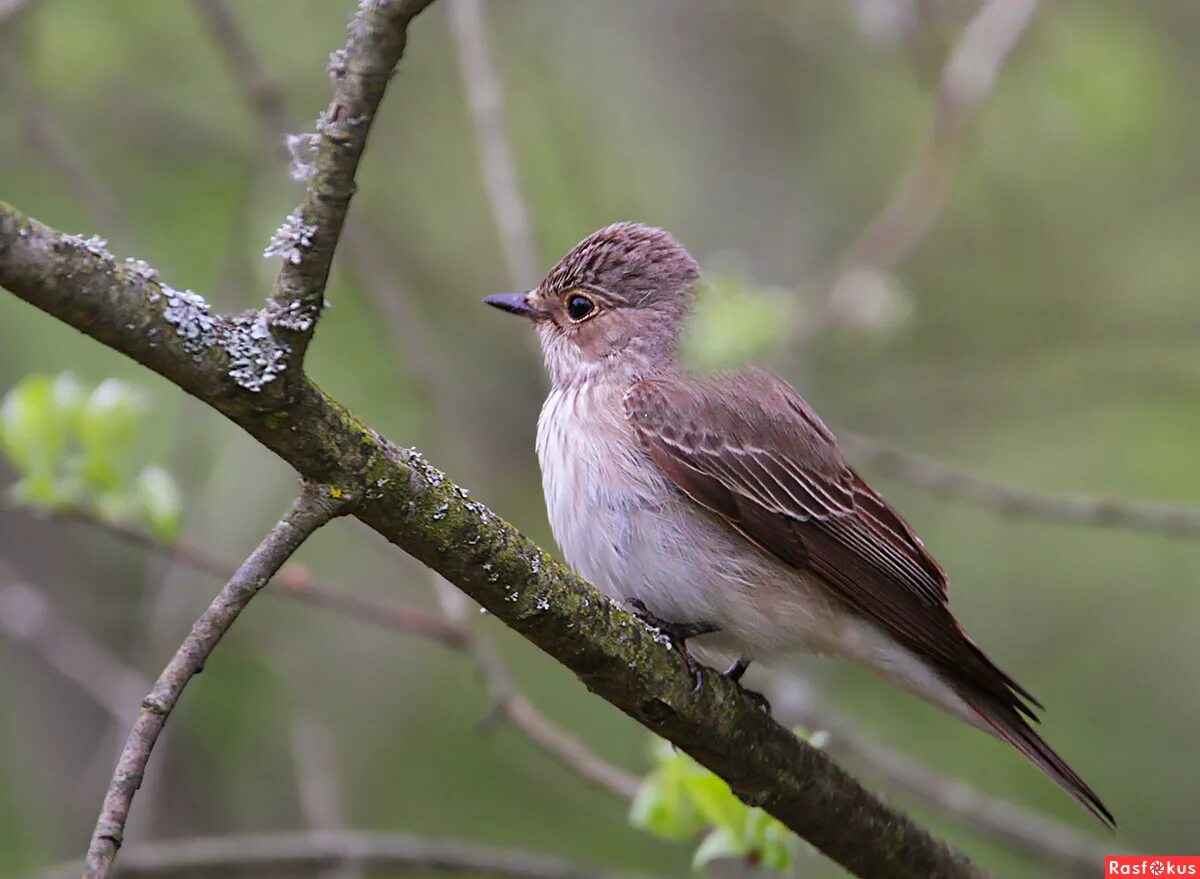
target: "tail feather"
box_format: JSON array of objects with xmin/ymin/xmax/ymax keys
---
[{"xmin": 964, "ymin": 693, "xmax": 1116, "ymax": 829}]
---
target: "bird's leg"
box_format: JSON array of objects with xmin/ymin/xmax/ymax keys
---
[
  {"xmin": 722, "ymin": 657, "xmax": 751, "ymax": 682},
  {"xmin": 626, "ymin": 598, "xmax": 717, "ymax": 691},
  {"xmin": 722, "ymin": 657, "xmax": 771, "ymax": 713}
]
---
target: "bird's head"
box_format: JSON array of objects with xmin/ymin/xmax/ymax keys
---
[{"xmin": 484, "ymin": 223, "xmax": 700, "ymax": 388}]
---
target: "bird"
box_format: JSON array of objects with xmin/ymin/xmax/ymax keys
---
[{"xmin": 483, "ymin": 221, "xmax": 1114, "ymax": 828}]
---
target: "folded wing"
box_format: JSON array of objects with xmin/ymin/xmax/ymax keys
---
[{"xmin": 624, "ymin": 367, "xmax": 1113, "ymax": 826}]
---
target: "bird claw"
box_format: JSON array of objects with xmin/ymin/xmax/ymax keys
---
[
  {"xmin": 627, "ymin": 598, "xmax": 716, "ymax": 692},
  {"xmin": 682, "ymin": 649, "xmax": 705, "ymax": 693},
  {"xmin": 721, "ymin": 658, "xmax": 770, "ymax": 712}
]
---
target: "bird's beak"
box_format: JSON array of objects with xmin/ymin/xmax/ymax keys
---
[{"xmin": 483, "ymin": 292, "xmax": 544, "ymax": 320}]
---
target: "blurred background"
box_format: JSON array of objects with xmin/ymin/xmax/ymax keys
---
[{"xmin": 1, "ymin": 1, "xmax": 1198, "ymax": 877}]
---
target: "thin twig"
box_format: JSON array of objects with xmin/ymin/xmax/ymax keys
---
[
  {"xmin": 0, "ymin": 0, "xmax": 36, "ymax": 26},
  {"xmin": 82, "ymin": 485, "xmax": 347, "ymax": 879},
  {"xmin": 0, "ymin": 19, "xmax": 125, "ymax": 234},
  {"xmin": 448, "ymin": 0, "xmax": 539, "ymax": 290},
  {"xmin": 60, "ymin": 507, "xmax": 639, "ymax": 801},
  {"xmin": 777, "ymin": 686, "xmax": 1114, "ymax": 877},
  {"xmin": 289, "ymin": 712, "xmax": 350, "ymax": 834},
  {"xmin": 841, "ymin": 431, "xmax": 1200, "ymax": 539},
  {"xmin": 503, "ymin": 693, "xmax": 641, "ymax": 800},
  {"xmin": 287, "ymin": 703, "xmax": 362, "ymax": 879},
  {"xmin": 264, "ymin": 0, "xmax": 436, "ymax": 367},
  {"xmin": 799, "ymin": 0, "xmax": 1039, "ymax": 339},
  {"xmin": 54, "ymin": 510, "xmax": 468, "ymax": 646},
  {"xmin": 194, "ymin": 0, "xmax": 469, "ymax": 452},
  {"xmin": 441, "ymin": 2, "xmax": 639, "ymax": 798},
  {"xmin": 0, "ymin": 576, "xmax": 150, "ymax": 723},
  {"xmin": 192, "ymin": 0, "xmax": 288, "ymax": 138},
  {"xmin": 44, "ymin": 831, "xmax": 653, "ymax": 879},
  {"xmin": 433, "ymin": 574, "xmax": 642, "ymax": 801}
]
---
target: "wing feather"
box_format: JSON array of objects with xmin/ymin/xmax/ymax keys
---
[
  {"xmin": 623, "ymin": 368, "xmax": 1118, "ymax": 825},
  {"xmin": 623, "ymin": 370, "xmax": 1038, "ymax": 713}
]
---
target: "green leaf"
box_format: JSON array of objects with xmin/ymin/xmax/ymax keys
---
[
  {"xmin": 1, "ymin": 374, "xmax": 90, "ymax": 508},
  {"xmin": 682, "ymin": 770, "xmax": 746, "ymax": 832},
  {"xmin": 692, "ymin": 826, "xmax": 746, "ymax": 870},
  {"xmin": 94, "ymin": 491, "xmax": 134, "ymax": 525},
  {"xmin": 742, "ymin": 807, "xmax": 794, "ymax": 872},
  {"xmin": 76, "ymin": 379, "xmax": 146, "ymax": 493},
  {"xmin": 630, "ymin": 765, "xmax": 707, "ymax": 840},
  {"xmin": 3, "ymin": 373, "xmax": 185, "ymax": 533},
  {"xmin": 630, "ymin": 741, "xmax": 708, "ymax": 840},
  {"xmin": 632, "ymin": 738, "xmax": 799, "ymax": 874},
  {"xmin": 136, "ymin": 465, "xmax": 182, "ymax": 541},
  {"xmin": 759, "ymin": 817, "xmax": 795, "ymax": 872}
]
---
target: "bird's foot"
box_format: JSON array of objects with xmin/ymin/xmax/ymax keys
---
[
  {"xmin": 722, "ymin": 657, "xmax": 751, "ymax": 682},
  {"xmin": 627, "ymin": 598, "xmax": 718, "ymax": 692},
  {"xmin": 721, "ymin": 657, "xmax": 771, "ymax": 713}
]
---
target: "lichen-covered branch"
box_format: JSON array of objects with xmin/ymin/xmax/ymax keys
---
[
  {"xmin": 196, "ymin": 0, "xmax": 472, "ymax": 456},
  {"xmin": 31, "ymin": 506, "xmax": 1109, "ymax": 869},
  {"xmin": 263, "ymin": 0, "xmax": 435, "ymax": 369},
  {"xmin": 1, "ymin": 203, "xmax": 981, "ymax": 879},
  {"xmin": 82, "ymin": 486, "xmax": 347, "ymax": 879}
]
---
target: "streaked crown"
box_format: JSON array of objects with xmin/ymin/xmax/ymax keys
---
[{"xmin": 540, "ymin": 222, "xmax": 700, "ymax": 312}]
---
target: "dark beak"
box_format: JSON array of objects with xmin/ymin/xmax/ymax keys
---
[{"xmin": 483, "ymin": 292, "xmax": 543, "ymax": 319}]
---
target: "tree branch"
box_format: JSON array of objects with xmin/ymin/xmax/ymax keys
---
[
  {"xmin": 263, "ymin": 0, "xmax": 436, "ymax": 367},
  {"xmin": 197, "ymin": 0, "xmax": 633, "ymax": 802},
  {"xmin": 0, "ymin": 576, "xmax": 151, "ymax": 723},
  {"xmin": 841, "ymin": 431, "xmax": 1200, "ymax": 539},
  {"xmin": 0, "ymin": 20, "xmax": 125, "ymax": 235},
  {"xmin": 15, "ymin": 507, "xmax": 1109, "ymax": 872},
  {"xmin": 53, "ymin": 510, "xmax": 469, "ymax": 647},
  {"xmin": 44, "ymin": 831, "xmax": 652, "ymax": 879},
  {"xmin": 195, "ymin": 0, "xmax": 469, "ymax": 449},
  {"xmin": 56, "ymin": 508, "xmax": 641, "ymax": 801},
  {"xmin": 0, "ymin": 201, "xmax": 983, "ymax": 878},
  {"xmin": 192, "ymin": 0, "xmax": 289, "ymax": 140},
  {"xmin": 285, "ymin": 700, "xmax": 362, "ymax": 879},
  {"xmin": 82, "ymin": 485, "xmax": 347, "ymax": 879}
]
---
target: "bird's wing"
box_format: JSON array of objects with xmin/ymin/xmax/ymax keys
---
[
  {"xmin": 622, "ymin": 367, "xmax": 1036, "ymax": 710},
  {"xmin": 624, "ymin": 367, "xmax": 1116, "ymax": 828}
]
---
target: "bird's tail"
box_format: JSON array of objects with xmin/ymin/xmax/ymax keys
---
[{"xmin": 962, "ymin": 691, "xmax": 1116, "ymax": 829}]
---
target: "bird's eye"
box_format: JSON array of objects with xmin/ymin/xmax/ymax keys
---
[{"xmin": 565, "ymin": 294, "xmax": 595, "ymax": 322}]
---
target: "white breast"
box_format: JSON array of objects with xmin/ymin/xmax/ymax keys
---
[
  {"xmin": 536, "ymin": 381, "xmax": 659, "ymax": 601},
  {"xmin": 533, "ymin": 380, "xmax": 983, "ymax": 730},
  {"xmin": 536, "ymin": 379, "xmax": 786, "ymax": 642}
]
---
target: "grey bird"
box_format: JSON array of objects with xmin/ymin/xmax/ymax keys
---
[{"xmin": 484, "ymin": 222, "xmax": 1114, "ymax": 827}]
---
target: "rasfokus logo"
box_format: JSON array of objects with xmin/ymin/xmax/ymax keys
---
[{"xmin": 1106, "ymin": 857, "xmax": 1200, "ymax": 876}]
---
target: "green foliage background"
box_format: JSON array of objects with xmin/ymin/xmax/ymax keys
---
[{"xmin": 2, "ymin": 1, "xmax": 1198, "ymax": 876}]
